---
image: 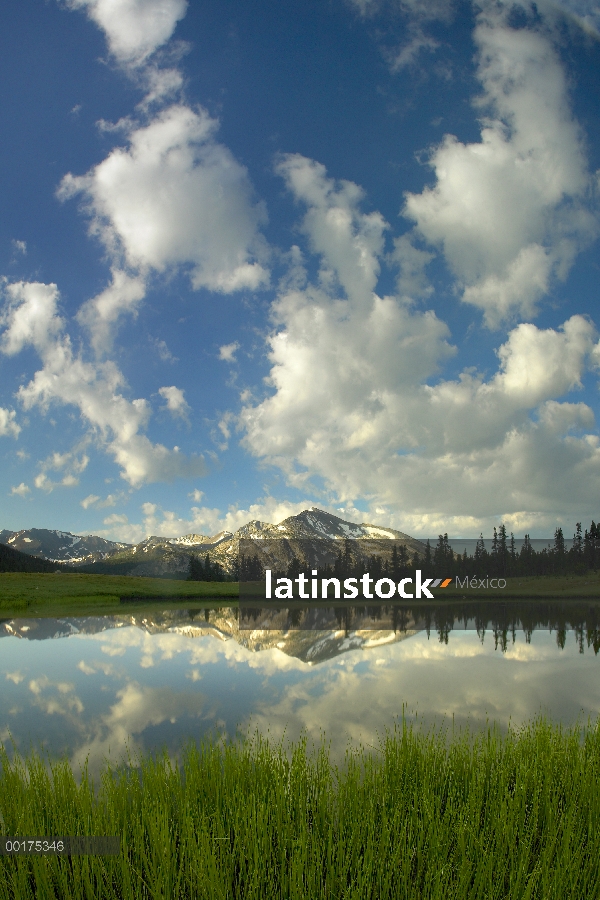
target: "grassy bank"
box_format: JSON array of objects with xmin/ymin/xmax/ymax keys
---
[
  {"xmin": 2, "ymin": 571, "xmax": 600, "ymax": 620},
  {"xmin": 1, "ymin": 720, "xmax": 600, "ymax": 899},
  {"xmin": 0, "ymin": 572, "xmax": 238, "ymax": 618}
]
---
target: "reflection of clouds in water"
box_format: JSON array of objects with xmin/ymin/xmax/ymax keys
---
[
  {"xmin": 100, "ymin": 644, "xmax": 127, "ymax": 657},
  {"xmin": 77, "ymin": 659, "xmax": 117, "ymax": 677},
  {"xmin": 27, "ymin": 675, "xmax": 85, "ymax": 719},
  {"xmin": 82, "ymin": 626, "xmax": 308, "ymax": 675},
  {"xmin": 70, "ymin": 681, "xmax": 209, "ymax": 774},
  {"xmin": 4, "ymin": 625, "xmax": 600, "ymax": 777},
  {"xmin": 392, "ymin": 639, "xmax": 487, "ymax": 661},
  {"xmin": 503, "ymin": 641, "xmax": 564, "ymax": 662},
  {"xmin": 29, "ymin": 675, "xmax": 76, "ymax": 696},
  {"xmin": 77, "ymin": 660, "xmax": 96, "ymax": 675},
  {"xmin": 244, "ymin": 632, "xmax": 600, "ymax": 757}
]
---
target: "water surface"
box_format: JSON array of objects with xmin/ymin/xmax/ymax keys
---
[{"xmin": 2, "ymin": 602, "xmax": 600, "ymax": 776}]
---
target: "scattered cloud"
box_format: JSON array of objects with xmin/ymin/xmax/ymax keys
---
[
  {"xmin": 0, "ymin": 407, "xmax": 20, "ymax": 438},
  {"xmin": 77, "ymin": 268, "xmax": 146, "ymax": 355},
  {"xmin": 10, "ymin": 482, "xmax": 31, "ymax": 498},
  {"xmin": 151, "ymin": 337, "xmax": 177, "ymax": 363},
  {"xmin": 98, "ymin": 496, "xmax": 321, "ymax": 542},
  {"xmin": 158, "ymin": 385, "xmax": 190, "ymax": 419},
  {"xmin": 188, "ymin": 488, "xmax": 203, "ymax": 502},
  {"xmin": 218, "ymin": 341, "xmax": 240, "ymax": 363},
  {"xmin": 32, "ymin": 447, "xmax": 90, "ymax": 492},
  {"xmin": 81, "ymin": 493, "xmax": 100, "ymax": 508},
  {"xmin": 77, "ymin": 660, "xmax": 96, "ymax": 675},
  {"xmin": 136, "ymin": 66, "xmax": 184, "ymax": 110},
  {"xmin": 81, "ymin": 492, "xmax": 118, "ymax": 509},
  {"xmin": 103, "ymin": 512, "xmax": 129, "ymax": 526},
  {"xmin": 0, "ymin": 280, "xmax": 207, "ymax": 487},
  {"xmin": 552, "ymin": 0, "xmax": 600, "ymax": 37},
  {"xmin": 389, "ymin": 29, "xmax": 440, "ymax": 70},
  {"xmin": 11, "ymin": 239, "xmax": 27, "ymax": 256}
]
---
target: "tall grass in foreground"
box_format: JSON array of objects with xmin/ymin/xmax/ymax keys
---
[{"xmin": 1, "ymin": 720, "xmax": 600, "ymax": 899}]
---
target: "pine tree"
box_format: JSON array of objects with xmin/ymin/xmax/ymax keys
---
[
  {"xmin": 498, "ymin": 524, "xmax": 508, "ymax": 576},
  {"xmin": 188, "ymin": 554, "xmax": 204, "ymax": 581},
  {"xmin": 553, "ymin": 527, "xmax": 565, "ymax": 572},
  {"xmin": 424, "ymin": 540, "xmax": 432, "ymax": 570},
  {"xmin": 573, "ymin": 522, "xmax": 583, "ymax": 558},
  {"xmin": 509, "ymin": 533, "xmax": 516, "ymax": 576},
  {"xmin": 474, "ymin": 533, "xmax": 487, "ymax": 575},
  {"xmin": 520, "ymin": 534, "xmax": 535, "ymax": 576}
]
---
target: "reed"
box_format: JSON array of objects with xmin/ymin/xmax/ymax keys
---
[{"xmin": 1, "ymin": 718, "xmax": 599, "ymax": 898}]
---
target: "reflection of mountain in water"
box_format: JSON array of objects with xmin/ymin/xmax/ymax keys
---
[
  {"xmin": 3, "ymin": 598, "xmax": 600, "ymax": 658},
  {"xmin": 0, "ymin": 609, "xmax": 420, "ymax": 665}
]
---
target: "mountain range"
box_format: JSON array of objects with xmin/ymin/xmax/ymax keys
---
[{"xmin": 0, "ymin": 508, "xmax": 427, "ymax": 579}]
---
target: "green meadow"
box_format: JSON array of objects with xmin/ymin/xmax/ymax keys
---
[
  {"xmin": 0, "ymin": 572, "xmax": 237, "ymax": 618},
  {"xmin": 1, "ymin": 571, "xmax": 600, "ymax": 619},
  {"xmin": 1, "ymin": 719, "xmax": 600, "ymax": 899}
]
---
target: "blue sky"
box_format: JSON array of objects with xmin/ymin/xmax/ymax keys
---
[{"xmin": 1, "ymin": 0, "xmax": 599, "ymax": 541}]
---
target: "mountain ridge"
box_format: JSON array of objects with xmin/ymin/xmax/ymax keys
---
[{"xmin": 1, "ymin": 508, "xmax": 428, "ymax": 579}]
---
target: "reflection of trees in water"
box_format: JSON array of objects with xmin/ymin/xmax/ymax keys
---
[
  {"xmin": 422, "ymin": 600, "xmax": 600, "ymax": 654},
  {"xmin": 289, "ymin": 608, "xmax": 303, "ymax": 627},
  {"xmin": 334, "ymin": 607, "xmax": 351, "ymax": 637},
  {"xmin": 392, "ymin": 606, "xmax": 410, "ymax": 634},
  {"xmin": 237, "ymin": 599, "xmax": 600, "ymax": 653}
]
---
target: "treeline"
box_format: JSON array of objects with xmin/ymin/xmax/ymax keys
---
[
  {"xmin": 434, "ymin": 521, "xmax": 600, "ymax": 577},
  {"xmin": 188, "ymin": 553, "xmax": 227, "ymax": 582},
  {"xmin": 238, "ymin": 520, "xmax": 600, "ymax": 581}
]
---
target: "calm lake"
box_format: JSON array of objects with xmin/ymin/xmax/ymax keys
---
[{"xmin": 2, "ymin": 600, "xmax": 600, "ymax": 776}]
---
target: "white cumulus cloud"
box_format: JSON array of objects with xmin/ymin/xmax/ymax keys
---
[
  {"xmin": 59, "ymin": 104, "xmax": 270, "ymax": 295},
  {"xmin": 403, "ymin": 9, "xmax": 597, "ymax": 326},
  {"xmin": 65, "ymin": 0, "xmax": 188, "ymax": 67},
  {"xmin": 239, "ymin": 152, "xmax": 600, "ymax": 529}
]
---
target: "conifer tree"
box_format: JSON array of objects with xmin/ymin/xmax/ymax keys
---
[{"xmin": 424, "ymin": 540, "xmax": 432, "ymax": 569}]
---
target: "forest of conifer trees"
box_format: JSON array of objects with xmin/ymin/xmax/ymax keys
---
[{"xmin": 231, "ymin": 520, "xmax": 600, "ymax": 584}]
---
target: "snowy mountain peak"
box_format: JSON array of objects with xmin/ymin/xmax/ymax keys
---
[{"xmin": 0, "ymin": 528, "xmax": 130, "ymax": 564}]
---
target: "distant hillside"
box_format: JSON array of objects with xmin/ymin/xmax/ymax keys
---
[
  {"xmin": 0, "ymin": 542, "xmax": 62, "ymax": 573},
  {"xmin": 0, "ymin": 529, "xmax": 131, "ymax": 564}
]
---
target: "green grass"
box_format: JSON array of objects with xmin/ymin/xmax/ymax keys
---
[
  {"xmin": 1, "ymin": 719, "xmax": 600, "ymax": 898},
  {"xmin": 0, "ymin": 573, "xmax": 238, "ymax": 618},
  {"xmin": 3, "ymin": 571, "xmax": 600, "ymax": 618}
]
